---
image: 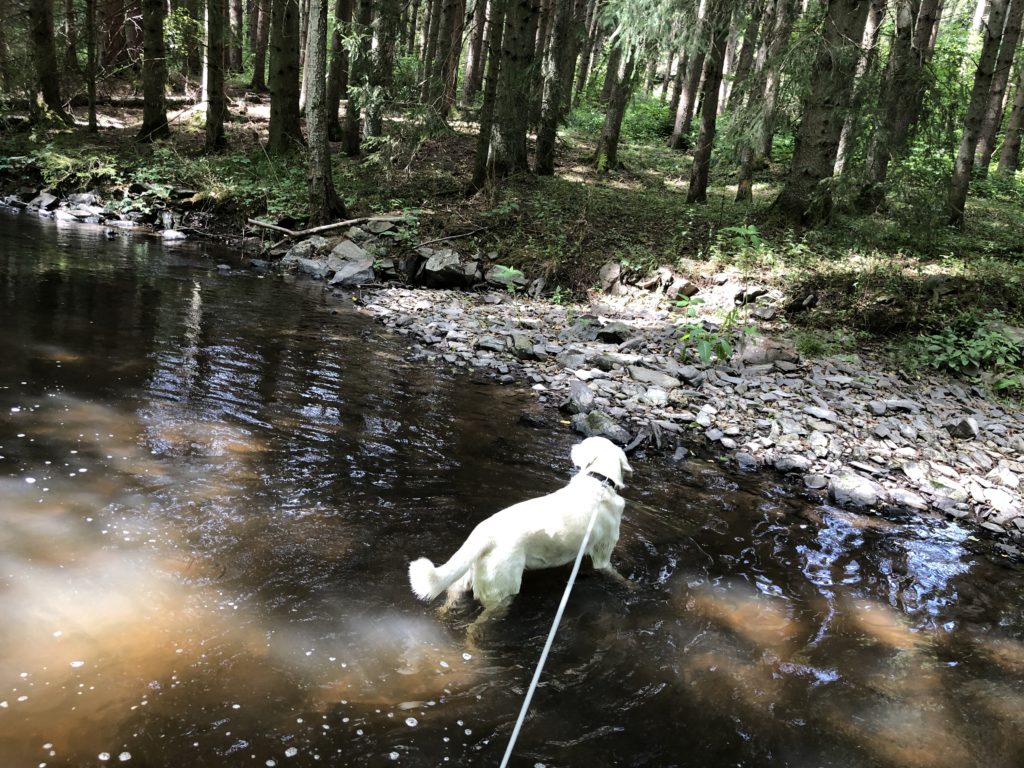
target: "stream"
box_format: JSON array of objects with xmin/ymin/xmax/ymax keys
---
[{"xmin": 2, "ymin": 212, "xmax": 1023, "ymax": 767}]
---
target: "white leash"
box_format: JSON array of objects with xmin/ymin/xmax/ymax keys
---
[{"xmin": 498, "ymin": 503, "xmax": 601, "ymax": 768}]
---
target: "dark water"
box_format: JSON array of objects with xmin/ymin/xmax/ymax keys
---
[{"xmin": 2, "ymin": 212, "xmax": 1024, "ymax": 768}]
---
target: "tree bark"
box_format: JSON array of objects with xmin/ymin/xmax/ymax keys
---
[
  {"xmin": 599, "ymin": 39, "xmax": 622, "ymax": 102},
  {"xmin": 489, "ymin": 0, "xmax": 540, "ymax": 179},
  {"xmin": 463, "ymin": 0, "xmax": 489, "ymax": 103},
  {"xmin": 996, "ymin": 65, "xmax": 1024, "ymax": 175},
  {"xmin": 29, "ymin": 0, "xmax": 73, "ymax": 123},
  {"xmin": 471, "ymin": 0, "xmax": 508, "ymax": 189},
  {"xmin": 268, "ymin": 0, "xmax": 304, "ymax": 153},
  {"xmin": 833, "ymin": 0, "xmax": 885, "ymax": 175},
  {"xmin": 688, "ymin": 2, "xmax": 730, "ymax": 203},
  {"xmin": 946, "ymin": 0, "xmax": 1011, "ymax": 226},
  {"xmin": 420, "ymin": 0, "xmax": 443, "ymax": 99},
  {"xmin": 725, "ymin": 0, "xmax": 763, "ymax": 110},
  {"xmin": 64, "ymin": 0, "xmax": 80, "ymax": 72},
  {"xmin": 772, "ymin": 0, "xmax": 872, "ymax": 225},
  {"xmin": 228, "ymin": 0, "xmax": 244, "ymax": 70},
  {"xmin": 668, "ymin": 45, "xmax": 705, "ymax": 148},
  {"xmin": 975, "ymin": 0, "xmax": 1024, "ymax": 175},
  {"xmin": 86, "ymin": 0, "xmax": 98, "ymax": 130},
  {"xmin": 573, "ymin": 0, "xmax": 601, "ymax": 104},
  {"xmin": 366, "ymin": 0, "xmax": 401, "ymax": 136},
  {"xmin": 306, "ymin": 0, "xmax": 347, "ymax": 224},
  {"xmin": 251, "ymin": 0, "xmax": 270, "ymax": 90},
  {"xmin": 535, "ymin": 0, "xmax": 573, "ymax": 174},
  {"xmin": 855, "ymin": 0, "xmax": 941, "ymax": 211},
  {"xmin": 557, "ymin": 0, "xmax": 588, "ymax": 115},
  {"xmin": 205, "ymin": 0, "xmax": 228, "ymax": 150},
  {"xmin": 344, "ymin": 0, "xmax": 371, "ymax": 156},
  {"xmin": 138, "ymin": 0, "xmax": 171, "ymax": 140},
  {"xmin": 326, "ymin": 0, "xmax": 352, "ymax": 140},
  {"xmin": 592, "ymin": 44, "xmax": 635, "ymax": 170}
]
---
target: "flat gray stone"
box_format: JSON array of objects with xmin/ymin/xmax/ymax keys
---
[{"xmin": 628, "ymin": 365, "xmax": 681, "ymax": 389}]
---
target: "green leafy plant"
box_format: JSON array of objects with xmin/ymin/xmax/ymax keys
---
[
  {"xmin": 914, "ymin": 314, "xmax": 1024, "ymax": 395},
  {"xmin": 674, "ymin": 298, "xmax": 758, "ymax": 365}
]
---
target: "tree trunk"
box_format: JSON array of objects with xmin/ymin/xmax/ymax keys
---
[
  {"xmin": 251, "ymin": 0, "xmax": 270, "ymax": 89},
  {"xmin": 725, "ymin": 0, "xmax": 763, "ymax": 110},
  {"xmin": 366, "ymin": 0, "xmax": 400, "ymax": 136},
  {"xmin": 471, "ymin": 0, "xmax": 508, "ymax": 189},
  {"xmin": 855, "ymin": 0, "xmax": 941, "ymax": 210},
  {"xmin": 489, "ymin": 0, "xmax": 540, "ymax": 179},
  {"xmin": 426, "ymin": 0, "xmax": 458, "ymax": 109},
  {"xmin": 407, "ymin": 0, "xmax": 421, "ymax": 55},
  {"xmin": 86, "ymin": 0, "xmax": 98, "ymax": 130},
  {"xmin": 599, "ymin": 40, "xmax": 622, "ymax": 102},
  {"xmin": 463, "ymin": 0, "xmax": 489, "ymax": 103},
  {"xmin": 326, "ymin": 0, "xmax": 352, "ymax": 140},
  {"xmin": 64, "ymin": 0, "xmax": 80, "ymax": 72},
  {"xmin": 667, "ymin": 50, "xmax": 685, "ymax": 117},
  {"xmin": 572, "ymin": 0, "xmax": 600, "ymax": 104},
  {"xmin": 29, "ymin": 0, "xmax": 73, "ymax": 123},
  {"xmin": 535, "ymin": 0, "xmax": 573, "ymax": 174},
  {"xmin": 946, "ymin": 0, "xmax": 1011, "ymax": 226},
  {"xmin": 306, "ymin": 0, "xmax": 347, "ymax": 224},
  {"xmin": 975, "ymin": 0, "xmax": 1024, "ymax": 175},
  {"xmin": 420, "ymin": 0, "xmax": 443, "ymax": 99},
  {"xmin": 772, "ymin": 0, "xmax": 872, "ymax": 225},
  {"xmin": 442, "ymin": 0, "xmax": 467, "ymax": 110},
  {"xmin": 716, "ymin": 26, "xmax": 735, "ymax": 110},
  {"xmin": 180, "ymin": 0, "xmax": 204, "ymax": 84},
  {"xmin": 996, "ymin": 66, "xmax": 1024, "ymax": 174},
  {"xmin": 688, "ymin": 3, "xmax": 730, "ymax": 203},
  {"xmin": 205, "ymin": 0, "xmax": 228, "ymax": 150},
  {"xmin": 138, "ymin": 0, "xmax": 171, "ymax": 140},
  {"xmin": 668, "ymin": 44, "xmax": 706, "ymax": 149},
  {"xmin": 344, "ymin": 0, "xmax": 371, "ymax": 156},
  {"xmin": 268, "ymin": 0, "xmax": 303, "ymax": 153},
  {"xmin": 557, "ymin": 0, "xmax": 588, "ymax": 115},
  {"xmin": 833, "ymin": 0, "xmax": 885, "ymax": 175},
  {"xmin": 247, "ymin": 0, "xmax": 260, "ymax": 53},
  {"xmin": 228, "ymin": 0, "xmax": 244, "ymax": 70},
  {"xmin": 592, "ymin": 44, "xmax": 635, "ymax": 171}
]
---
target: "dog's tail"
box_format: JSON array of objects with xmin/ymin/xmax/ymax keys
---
[{"xmin": 409, "ymin": 535, "xmax": 488, "ymax": 602}]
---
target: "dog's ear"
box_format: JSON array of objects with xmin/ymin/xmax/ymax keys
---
[{"xmin": 619, "ymin": 447, "xmax": 634, "ymax": 476}]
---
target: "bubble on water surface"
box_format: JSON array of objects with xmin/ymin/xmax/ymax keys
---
[
  {"xmin": 98, "ymin": 753, "xmax": 110, "ymax": 762},
  {"xmin": 284, "ymin": 747, "xmax": 298, "ymax": 758},
  {"xmin": 70, "ymin": 661, "xmax": 85, "ymax": 668},
  {"xmin": 25, "ymin": 477, "xmax": 36, "ymax": 484},
  {"xmin": 405, "ymin": 717, "xmax": 418, "ymax": 727},
  {"xmin": 265, "ymin": 760, "xmax": 276, "ymax": 767},
  {"xmin": 389, "ymin": 752, "xmax": 399, "ymax": 761},
  {"xmin": 118, "ymin": 752, "xmax": 131, "ymax": 762}
]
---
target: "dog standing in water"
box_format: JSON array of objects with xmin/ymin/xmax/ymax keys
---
[{"xmin": 408, "ymin": 436, "xmax": 633, "ymax": 636}]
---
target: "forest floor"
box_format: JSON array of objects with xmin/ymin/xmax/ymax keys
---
[{"xmin": 2, "ymin": 92, "xmax": 1024, "ymax": 542}]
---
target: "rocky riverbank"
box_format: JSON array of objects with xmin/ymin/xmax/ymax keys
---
[
  {"xmin": 5, "ymin": 190, "xmax": 1023, "ymax": 547},
  {"xmin": 273, "ymin": 220, "xmax": 1024, "ymax": 547}
]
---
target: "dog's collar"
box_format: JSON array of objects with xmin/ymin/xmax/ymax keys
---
[{"xmin": 586, "ymin": 470, "xmax": 618, "ymax": 489}]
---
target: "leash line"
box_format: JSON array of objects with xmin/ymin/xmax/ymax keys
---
[{"xmin": 498, "ymin": 504, "xmax": 601, "ymax": 768}]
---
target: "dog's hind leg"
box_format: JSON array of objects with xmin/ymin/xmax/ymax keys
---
[
  {"xmin": 439, "ymin": 571, "xmax": 473, "ymax": 618},
  {"xmin": 465, "ymin": 598, "xmax": 513, "ymax": 647}
]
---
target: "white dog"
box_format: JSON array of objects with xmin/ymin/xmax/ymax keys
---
[{"xmin": 408, "ymin": 436, "xmax": 633, "ymax": 633}]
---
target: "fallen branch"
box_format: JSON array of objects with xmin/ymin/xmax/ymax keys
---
[
  {"xmin": 247, "ymin": 215, "xmax": 408, "ymax": 242},
  {"xmin": 412, "ymin": 226, "xmax": 491, "ymax": 250}
]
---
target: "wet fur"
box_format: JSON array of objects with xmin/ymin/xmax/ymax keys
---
[{"xmin": 408, "ymin": 437, "xmax": 633, "ymax": 636}]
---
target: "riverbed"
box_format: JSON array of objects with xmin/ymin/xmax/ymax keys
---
[{"xmin": 2, "ymin": 212, "xmax": 1024, "ymax": 767}]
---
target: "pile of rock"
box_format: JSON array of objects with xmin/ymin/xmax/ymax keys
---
[
  {"xmin": 2, "ymin": 186, "xmax": 195, "ymax": 240},
  {"xmin": 268, "ymin": 227, "xmax": 1024, "ymax": 542}
]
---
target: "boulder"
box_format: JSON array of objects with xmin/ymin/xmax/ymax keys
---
[
  {"xmin": 628, "ymin": 365, "xmax": 681, "ymax": 389},
  {"xmin": 28, "ymin": 191, "xmax": 59, "ymax": 210},
  {"xmin": 774, "ymin": 454, "xmax": 811, "ymax": 473},
  {"xmin": 561, "ymin": 379, "xmax": 596, "ymax": 414},
  {"xmin": 570, "ymin": 410, "xmax": 631, "ymax": 444},
  {"xmin": 829, "ymin": 472, "xmax": 887, "ymax": 508},
  {"xmin": 599, "ymin": 261, "xmax": 622, "ymax": 292},
  {"xmin": 596, "ymin": 321, "xmax": 631, "ymax": 343}
]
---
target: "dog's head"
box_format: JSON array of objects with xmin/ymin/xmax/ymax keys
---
[{"xmin": 571, "ymin": 436, "xmax": 633, "ymax": 489}]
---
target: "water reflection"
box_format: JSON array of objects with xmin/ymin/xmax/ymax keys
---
[{"xmin": 2, "ymin": 213, "xmax": 1024, "ymax": 767}]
